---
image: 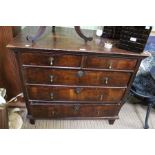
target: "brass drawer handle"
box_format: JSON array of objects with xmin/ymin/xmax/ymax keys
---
[
  {"xmin": 50, "ymin": 93, "xmax": 54, "ymax": 100},
  {"xmin": 108, "ymin": 62, "xmax": 112, "ymax": 69},
  {"xmin": 77, "ymin": 70, "xmax": 85, "ymax": 78},
  {"xmin": 49, "ymin": 57, "xmax": 54, "ymax": 66},
  {"xmin": 50, "ymin": 75, "xmax": 54, "ymax": 83},
  {"xmin": 100, "ymin": 94, "xmax": 104, "ymax": 101},
  {"xmin": 104, "ymin": 77, "xmax": 109, "ymax": 85},
  {"xmin": 75, "ymin": 88, "xmax": 82, "ymax": 94}
]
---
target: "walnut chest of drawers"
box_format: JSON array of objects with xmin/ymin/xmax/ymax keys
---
[{"xmin": 7, "ymin": 27, "xmax": 149, "ymax": 125}]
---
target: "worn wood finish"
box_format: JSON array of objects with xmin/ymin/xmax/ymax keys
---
[
  {"xmin": 24, "ymin": 68, "xmax": 132, "ymax": 87},
  {"xmin": 21, "ymin": 52, "xmax": 82, "ymax": 67},
  {"xmin": 27, "ymin": 86, "xmax": 125, "ymax": 102},
  {"xmin": 7, "ymin": 27, "xmax": 149, "ymax": 57},
  {"xmin": 30, "ymin": 104, "xmax": 120, "ymax": 118},
  {"xmin": 7, "ymin": 27, "xmax": 150, "ymax": 125},
  {"xmin": 85, "ymin": 56, "xmax": 137, "ymax": 70}
]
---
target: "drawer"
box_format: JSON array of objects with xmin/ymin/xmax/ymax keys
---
[
  {"xmin": 24, "ymin": 68, "xmax": 79, "ymax": 85},
  {"xmin": 79, "ymin": 70, "xmax": 131, "ymax": 87},
  {"xmin": 24, "ymin": 68, "xmax": 131, "ymax": 87},
  {"xmin": 30, "ymin": 104, "xmax": 120, "ymax": 118},
  {"xmin": 21, "ymin": 52, "xmax": 82, "ymax": 67},
  {"xmin": 85, "ymin": 56, "xmax": 137, "ymax": 70},
  {"xmin": 27, "ymin": 86, "xmax": 125, "ymax": 102}
]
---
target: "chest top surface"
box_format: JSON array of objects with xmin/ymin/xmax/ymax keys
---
[{"xmin": 7, "ymin": 26, "xmax": 150, "ymax": 58}]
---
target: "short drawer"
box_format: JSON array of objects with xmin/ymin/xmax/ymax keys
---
[
  {"xmin": 85, "ymin": 56, "xmax": 137, "ymax": 70},
  {"xmin": 24, "ymin": 68, "xmax": 132, "ymax": 87},
  {"xmin": 30, "ymin": 104, "xmax": 120, "ymax": 118},
  {"xmin": 21, "ymin": 52, "xmax": 82, "ymax": 67},
  {"xmin": 27, "ymin": 86, "xmax": 125, "ymax": 102}
]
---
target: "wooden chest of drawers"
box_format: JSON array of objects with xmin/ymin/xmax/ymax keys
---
[{"xmin": 7, "ymin": 27, "xmax": 149, "ymax": 125}]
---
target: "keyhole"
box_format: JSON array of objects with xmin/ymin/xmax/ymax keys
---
[{"xmin": 77, "ymin": 71, "xmax": 84, "ymax": 78}]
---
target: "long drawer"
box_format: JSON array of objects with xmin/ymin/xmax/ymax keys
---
[
  {"xmin": 24, "ymin": 68, "xmax": 132, "ymax": 87},
  {"xmin": 27, "ymin": 86, "xmax": 125, "ymax": 102},
  {"xmin": 30, "ymin": 104, "xmax": 120, "ymax": 118}
]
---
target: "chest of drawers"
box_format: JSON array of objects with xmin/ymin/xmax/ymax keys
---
[{"xmin": 7, "ymin": 27, "xmax": 149, "ymax": 125}]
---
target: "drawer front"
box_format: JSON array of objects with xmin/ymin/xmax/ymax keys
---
[
  {"xmin": 85, "ymin": 56, "xmax": 137, "ymax": 70},
  {"xmin": 24, "ymin": 68, "xmax": 79, "ymax": 85},
  {"xmin": 21, "ymin": 52, "xmax": 82, "ymax": 67},
  {"xmin": 79, "ymin": 70, "xmax": 131, "ymax": 87},
  {"xmin": 24, "ymin": 68, "xmax": 131, "ymax": 87},
  {"xmin": 30, "ymin": 104, "xmax": 120, "ymax": 118},
  {"xmin": 27, "ymin": 86, "xmax": 125, "ymax": 102}
]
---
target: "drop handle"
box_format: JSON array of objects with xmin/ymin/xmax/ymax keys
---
[
  {"xmin": 49, "ymin": 57, "xmax": 54, "ymax": 66},
  {"xmin": 104, "ymin": 77, "xmax": 109, "ymax": 85},
  {"xmin": 50, "ymin": 75, "xmax": 54, "ymax": 83},
  {"xmin": 50, "ymin": 93, "xmax": 54, "ymax": 100},
  {"xmin": 108, "ymin": 62, "xmax": 112, "ymax": 69},
  {"xmin": 100, "ymin": 94, "xmax": 104, "ymax": 101}
]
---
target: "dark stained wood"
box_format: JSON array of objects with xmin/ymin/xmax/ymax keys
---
[
  {"xmin": 0, "ymin": 27, "xmax": 22, "ymax": 102},
  {"xmin": 7, "ymin": 27, "xmax": 150, "ymax": 57},
  {"xmin": 79, "ymin": 71, "xmax": 131, "ymax": 87},
  {"xmin": 15, "ymin": 52, "xmax": 32, "ymax": 115},
  {"xmin": 26, "ymin": 83, "xmax": 126, "ymax": 89},
  {"xmin": 85, "ymin": 56, "xmax": 137, "ymax": 70},
  {"xmin": 27, "ymin": 86, "xmax": 125, "ymax": 102},
  {"xmin": 12, "ymin": 26, "xmax": 21, "ymax": 37},
  {"xmin": 21, "ymin": 52, "xmax": 82, "ymax": 67},
  {"xmin": 30, "ymin": 104, "xmax": 120, "ymax": 118},
  {"xmin": 7, "ymin": 26, "xmax": 150, "ymax": 125},
  {"xmin": 25, "ymin": 68, "xmax": 79, "ymax": 85},
  {"xmin": 24, "ymin": 68, "xmax": 132, "ymax": 87}
]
